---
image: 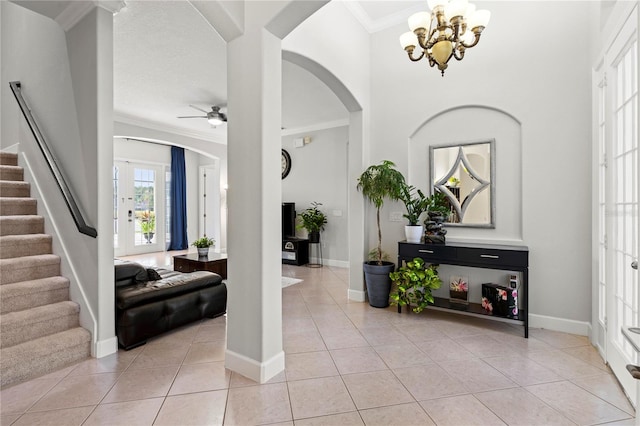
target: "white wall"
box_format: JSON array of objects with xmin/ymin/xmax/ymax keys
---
[
  {"xmin": 368, "ymin": 1, "xmax": 593, "ymax": 328},
  {"xmin": 282, "ymin": 126, "xmax": 349, "ymax": 265}
]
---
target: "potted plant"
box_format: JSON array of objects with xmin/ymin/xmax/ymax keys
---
[
  {"xmin": 297, "ymin": 201, "xmax": 327, "ymax": 243},
  {"xmin": 389, "ymin": 257, "xmax": 441, "ymax": 313},
  {"xmin": 424, "ymin": 191, "xmax": 450, "ymax": 243},
  {"xmin": 357, "ymin": 160, "xmax": 405, "ymax": 308},
  {"xmin": 399, "ymin": 183, "xmax": 428, "ymax": 243},
  {"xmin": 192, "ymin": 236, "xmax": 215, "ymax": 257},
  {"xmin": 137, "ymin": 211, "xmax": 155, "ymax": 244}
]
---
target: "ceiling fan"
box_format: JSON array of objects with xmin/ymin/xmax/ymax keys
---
[{"xmin": 177, "ymin": 105, "xmax": 227, "ymax": 126}]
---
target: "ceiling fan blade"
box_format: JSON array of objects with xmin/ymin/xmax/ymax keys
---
[
  {"xmin": 177, "ymin": 115, "xmax": 207, "ymax": 119},
  {"xmin": 189, "ymin": 105, "xmax": 209, "ymax": 114}
]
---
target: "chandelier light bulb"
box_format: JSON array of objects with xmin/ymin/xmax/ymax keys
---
[
  {"xmin": 468, "ymin": 9, "xmax": 491, "ymax": 30},
  {"xmin": 445, "ymin": 0, "xmax": 468, "ymax": 19},
  {"xmin": 464, "ymin": 3, "xmax": 476, "ymax": 19},
  {"xmin": 408, "ymin": 11, "xmax": 430, "ymax": 32},
  {"xmin": 399, "ymin": 31, "xmax": 418, "ymax": 49}
]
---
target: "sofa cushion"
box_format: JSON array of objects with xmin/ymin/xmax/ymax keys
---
[
  {"xmin": 114, "ymin": 260, "xmax": 148, "ymax": 288},
  {"xmin": 116, "ymin": 268, "xmax": 223, "ymax": 310}
]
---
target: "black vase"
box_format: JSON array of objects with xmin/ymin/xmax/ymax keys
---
[
  {"xmin": 363, "ymin": 261, "xmax": 395, "ymax": 308},
  {"xmin": 308, "ymin": 231, "xmax": 321, "ymax": 243}
]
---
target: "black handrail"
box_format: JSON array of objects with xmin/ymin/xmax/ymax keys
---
[{"xmin": 9, "ymin": 81, "xmax": 97, "ymax": 238}]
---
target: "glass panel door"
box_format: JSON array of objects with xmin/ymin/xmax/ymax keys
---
[
  {"xmin": 604, "ymin": 8, "xmax": 638, "ymax": 404},
  {"xmin": 113, "ymin": 161, "xmax": 164, "ymax": 256}
]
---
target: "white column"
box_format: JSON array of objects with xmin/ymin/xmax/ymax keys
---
[
  {"xmin": 66, "ymin": 7, "xmax": 117, "ymax": 357},
  {"xmin": 224, "ymin": 21, "xmax": 284, "ymax": 382}
]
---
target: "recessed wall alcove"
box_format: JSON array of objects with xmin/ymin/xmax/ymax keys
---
[{"xmin": 408, "ymin": 105, "xmax": 523, "ymax": 242}]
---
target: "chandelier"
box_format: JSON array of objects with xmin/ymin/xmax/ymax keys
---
[{"xmin": 399, "ymin": 0, "xmax": 490, "ymax": 76}]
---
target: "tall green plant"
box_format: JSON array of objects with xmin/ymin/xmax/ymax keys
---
[
  {"xmin": 399, "ymin": 184, "xmax": 429, "ymax": 225},
  {"xmin": 357, "ymin": 160, "xmax": 405, "ymax": 265}
]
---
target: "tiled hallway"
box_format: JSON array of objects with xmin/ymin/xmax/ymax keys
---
[{"xmin": 0, "ymin": 261, "xmax": 635, "ymax": 425}]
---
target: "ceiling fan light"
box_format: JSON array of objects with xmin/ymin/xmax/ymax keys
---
[{"xmin": 208, "ymin": 117, "xmax": 223, "ymax": 126}]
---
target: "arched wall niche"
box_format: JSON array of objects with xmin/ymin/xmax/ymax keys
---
[{"xmin": 408, "ymin": 105, "xmax": 523, "ymax": 242}]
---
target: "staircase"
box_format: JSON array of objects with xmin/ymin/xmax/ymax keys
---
[{"xmin": 0, "ymin": 152, "xmax": 91, "ymax": 388}]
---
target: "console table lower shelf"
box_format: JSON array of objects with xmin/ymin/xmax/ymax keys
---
[
  {"xmin": 425, "ymin": 297, "xmax": 525, "ymax": 325},
  {"xmin": 398, "ymin": 240, "xmax": 529, "ymax": 338}
]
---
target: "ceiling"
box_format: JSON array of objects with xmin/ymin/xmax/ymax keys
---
[{"xmin": 112, "ymin": 0, "xmax": 423, "ymax": 144}]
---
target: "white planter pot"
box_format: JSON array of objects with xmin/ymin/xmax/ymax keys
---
[{"xmin": 405, "ymin": 225, "xmax": 424, "ymax": 243}]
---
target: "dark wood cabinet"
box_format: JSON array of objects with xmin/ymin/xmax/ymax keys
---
[
  {"xmin": 398, "ymin": 241, "xmax": 529, "ymax": 337},
  {"xmin": 282, "ymin": 238, "xmax": 309, "ymax": 266}
]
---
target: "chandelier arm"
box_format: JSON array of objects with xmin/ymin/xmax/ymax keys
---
[
  {"xmin": 453, "ymin": 47, "xmax": 465, "ymax": 61},
  {"xmin": 460, "ymin": 32, "xmax": 482, "ymax": 49},
  {"xmin": 407, "ymin": 49, "xmax": 426, "ymax": 62}
]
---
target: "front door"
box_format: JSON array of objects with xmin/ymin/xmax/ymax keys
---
[
  {"xmin": 599, "ymin": 4, "xmax": 639, "ymax": 405},
  {"xmin": 114, "ymin": 161, "xmax": 165, "ymax": 256}
]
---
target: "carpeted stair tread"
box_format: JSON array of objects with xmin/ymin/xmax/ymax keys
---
[
  {"xmin": 0, "ymin": 197, "xmax": 37, "ymax": 215},
  {"xmin": 0, "ymin": 301, "xmax": 80, "ymax": 348},
  {"xmin": 0, "ymin": 153, "xmax": 18, "ymax": 166},
  {"xmin": 0, "ymin": 254, "xmax": 60, "ymax": 285},
  {"xmin": 0, "ymin": 165, "xmax": 23, "ymax": 182},
  {"xmin": 0, "ymin": 276, "xmax": 69, "ymax": 314},
  {"xmin": 1, "ymin": 327, "xmax": 91, "ymax": 388},
  {"xmin": 0, "ymin": 180, "xmax": 30, "ymax": 197},
  {"xmin": 0, "ymin": 234, "xmax": 52, "ymax": 259},
  {"xmin": 0, "ymin": 215, "xmax": 44, "ymax": 236}
]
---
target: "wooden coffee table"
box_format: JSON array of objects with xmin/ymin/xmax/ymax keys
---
[{"xmin": 173, "ymin": 253, "xmax": 228, "ymax": 279}]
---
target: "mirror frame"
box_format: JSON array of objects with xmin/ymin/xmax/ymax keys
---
[{"xmin": 429, "ymin": 139, "xmax": 496, "ymax": 228}]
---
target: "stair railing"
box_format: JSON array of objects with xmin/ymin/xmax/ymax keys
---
[{"xmin": 9, "ymin": 81, "xmax": 97, "ymax": 238}]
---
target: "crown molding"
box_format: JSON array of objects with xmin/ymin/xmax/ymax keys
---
[
  {"xmin": 342, "ymin": 1, "xmax": 424, "ymax": 33},
  {"xmin": 281, "ymin": 119, "xmax": 349, "ymax": 136},
  {"xmin": 113, "ymin": 112, "xmax": 228, "ymax": 145},
  {"xmin": 56, "ymin": 0, "xmax": 127, "ymax": 32}
]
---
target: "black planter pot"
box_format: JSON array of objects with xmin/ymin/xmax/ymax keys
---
[
  {"xmin": 308, "ymin": 231, "xmax": 321, "ymax": 244},
  {"xmin": 363, "ymin": 261, "xmax": 395, "ymax": 308}
]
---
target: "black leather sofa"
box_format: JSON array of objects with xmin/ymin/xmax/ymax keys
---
[{"xmin": 114, "ymin": 260, "xmax": 227, "ymax": 350}]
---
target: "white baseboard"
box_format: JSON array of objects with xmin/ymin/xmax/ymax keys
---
[
  {"xmin": 348, "ymin": 288, "xmax": 366, "ymax": 302},
  {"xmin": 93, "ymin": 336, "xmax": 118, "ymax": 358},
  {"xmin": 529, "ymin": 313, "xmax": 591, "ymax": 336},
  {"xmin": 225, "ymin": 349, "xmax": 285, "ymax": 383}
]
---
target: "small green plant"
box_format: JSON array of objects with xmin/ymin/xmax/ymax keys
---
[
  {"xmin": 399, "ymin": 184, "xmax": 429, "ymax": 226},
  {"xmin": 425, "ymin": 191, "xmax": 451, "ymax": 218},
  {"xmin": 192, "ymin": 236, "xmax": 215, "ymax": 248},
  {"xmin": 137, "ymin": 211, "xmax": 155, "ymax": 234},
  {"xmin": 390, "ymin": 257, "xmax": 441, "ymax": 313},
  {"xmin": 297, "ymin": 202, "xmax": 327, "ymax": 234}
]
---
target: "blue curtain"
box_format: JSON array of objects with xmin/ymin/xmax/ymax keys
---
[{"xmin": 168, "ymin": 146, "xmax": 188, "ymax": 250}]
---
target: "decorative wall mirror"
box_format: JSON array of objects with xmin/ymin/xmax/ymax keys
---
[{"xmin": 430, "ymin": 139, "xmax": 495, "ymax": 228}]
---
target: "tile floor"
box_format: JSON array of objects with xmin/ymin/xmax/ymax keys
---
[{"xmin": 0, "ymin": 254, "xmax": 636, "ymax": 425}]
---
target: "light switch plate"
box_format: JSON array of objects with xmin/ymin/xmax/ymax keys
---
[{"xmin": 389, "ymin": 211, "xmax": 403, "ymax": 222}]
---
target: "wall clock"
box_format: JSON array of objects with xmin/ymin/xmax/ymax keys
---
[{"xmin": 282, "ymin": 149, "xmax": 291, "ymax": 179}]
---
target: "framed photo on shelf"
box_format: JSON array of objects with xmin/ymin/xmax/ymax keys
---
[{"xmin": 449, "ymin": 276, "xmax": 469, "ymax": 305}]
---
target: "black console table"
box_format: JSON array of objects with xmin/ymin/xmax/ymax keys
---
[
  {"xmin": 282, "ymin": 238, "xmax": 309, "ymax": 266},
  {"xmin": 398, "ymin": 241, "xmax": 529, "ymax": 338}
]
